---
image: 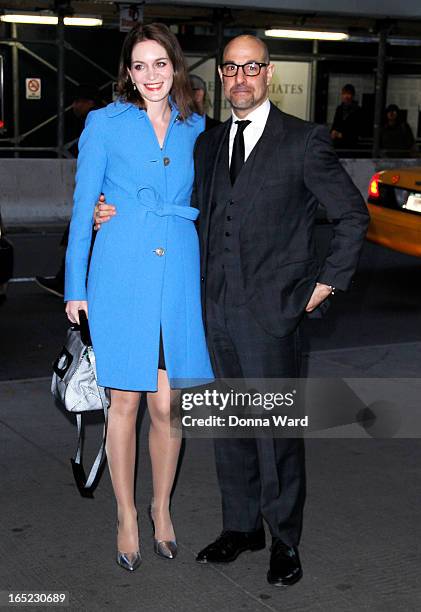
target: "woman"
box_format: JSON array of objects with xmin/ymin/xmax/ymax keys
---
[{"xmin": 65, "ymin": 23, "xmax": 213, "ymax": 571}]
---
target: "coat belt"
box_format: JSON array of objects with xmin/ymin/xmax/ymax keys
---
[{"xmin": 137, "ymin": 186, "xmax": 199, "ymax": 221}]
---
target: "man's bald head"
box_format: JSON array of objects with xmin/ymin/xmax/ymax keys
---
[
  {"xmin": 219, "ymin": 34, "xmax": 274, "ymax": 118},
  {"xmin": 223, "ymin": 35, "xmax": 270, "ymax": 64}
]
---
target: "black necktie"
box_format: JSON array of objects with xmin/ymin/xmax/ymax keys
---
[{"xmin": 230, "ymin": 120, "xmax": 251, "ymax": 185}]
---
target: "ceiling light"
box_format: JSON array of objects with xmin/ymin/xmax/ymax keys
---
[
  {"xmin": 1, "ymin": 14, "xmax": 58, "ymax": 25},
  {"xmin": 265, "ymin": 29, "xmax": 349, "ymax": 41},
  {"xmin": 63, "ymin": 17, "xmax": 102, "ymax": 27},
  {"xmin": 0, "ymin": 13, "xmax": 102, "ymax": 26}
]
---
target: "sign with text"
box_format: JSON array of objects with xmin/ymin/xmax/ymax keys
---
[{"xmin": 25, "ymin": 78, "xmax": 41, "ymax": 100}]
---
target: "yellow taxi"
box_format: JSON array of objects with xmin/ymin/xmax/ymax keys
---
[{"xmin": 367, "ymin": 167, "xmax": 421, "ymax": 257}]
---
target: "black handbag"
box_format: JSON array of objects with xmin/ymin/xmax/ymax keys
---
[{"xmin": 0, "ymin": 211, "xmax": 13, "ymax": 284}]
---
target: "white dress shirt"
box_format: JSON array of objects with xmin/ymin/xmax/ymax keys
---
[{"xmin": 228, "ymin": 97, "xmax": 271, "ymax": 166}]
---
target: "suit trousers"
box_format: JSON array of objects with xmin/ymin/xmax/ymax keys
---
[{"xmin": 205, "ymin": 290, "xmax": 306, "ymax": 546}]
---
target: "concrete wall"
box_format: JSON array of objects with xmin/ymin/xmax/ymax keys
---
[
  {"xmin": 0, "ymin": 159, "xmax": 76, "ymax": 227},
  {"xmin": 1, "ymin": 157, "xmax": 420, "ymax": 227}
]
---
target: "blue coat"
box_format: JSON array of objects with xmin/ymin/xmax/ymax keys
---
[{"xmin": 65, "ymin": 100, "xmax": 214, "ymax": 391}]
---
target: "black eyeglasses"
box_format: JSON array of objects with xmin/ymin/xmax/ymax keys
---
[{"xmin": 220, "ymin": 62, "xmax": 269, "ymax": 77}]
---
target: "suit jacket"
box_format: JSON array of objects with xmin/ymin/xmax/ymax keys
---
[
  {"xmin": 205, "ymin": 114, "xmax": 222, "ymax": 132},
  {"xmin": 192, "ymin": 102, "xmax": 370, "ymax": 337}
]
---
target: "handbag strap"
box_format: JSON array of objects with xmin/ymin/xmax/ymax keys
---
[
  {"xmin": 72, "ymin": 386, "xmax": 108, "ymax": 495},
  {"xmin": 71, "ymin": 348, "xmax": 109, "ymax": 496}
]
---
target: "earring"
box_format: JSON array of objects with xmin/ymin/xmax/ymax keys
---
[{"xmin": 133, "ymin": 82, "xmax": 136, "ymax": 91}]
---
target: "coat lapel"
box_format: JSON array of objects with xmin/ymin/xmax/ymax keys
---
[{"xmin": 200, "ymin": 118, "xmax": 231, "ymax": 262}]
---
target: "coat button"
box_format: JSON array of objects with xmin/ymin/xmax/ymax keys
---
[
  {"xmin": 163, "ymin": 157, "xmax": 170, "ymax": 166},
  {"xmin": 226, "ymin": 215, "xmax": 232, "ymax": 221},
  {"xmin": 225, "ymin": 231, "xmax": 231, "ymax": 237},
  {"xmin": 153, "ymin": 247, "xmax": 165, "ymax": 256},
  {"xmin": 201, "ymin": 276, "xmax": 205, "ymax": 282}
]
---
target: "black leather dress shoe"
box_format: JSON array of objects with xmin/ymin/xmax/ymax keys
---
[
  {"xmin": 196, "ymin": 529, "xmax": 266, "ymax": 563},
  {"xmin": 267, "ymin": 539, "xmax": 302, "ymax": 586}
]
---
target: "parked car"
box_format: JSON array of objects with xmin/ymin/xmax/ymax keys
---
[{"xmin": 366, "ymin": 167, "xmax": 421, "ymax": 257}]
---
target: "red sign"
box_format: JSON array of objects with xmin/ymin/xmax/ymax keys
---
[
  {"xmin": 26, "ymin": 78, "xmax": 41, "ymax": 99},
  {"xmin": 28, "ymin": 79, "xmax": 39, "ymax": 92}
]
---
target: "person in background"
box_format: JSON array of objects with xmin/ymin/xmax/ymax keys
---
[
  {"xmin": 71, "ymin": 84, "xmax": 103, "ymax": 120},
  {"xmin": 330, "ymin": 83, "xmax": 362, "ymax": 150},
  {"xmin": 189, "ymin": 74, "xmax": 221, "ymax": 131},
  {"xmin": 67, "ymin": 84, "xmax": 105, "ymax": 157},
  {"xmin": 380, "ymin": 103, "xmax": 416, "ymax": 157},
  {"xmin": 35, "ymin": 85, "xmax": 104, "ymax": 298}
]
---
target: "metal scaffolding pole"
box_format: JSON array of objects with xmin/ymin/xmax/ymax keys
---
[
  {"xmin": 0, "ymin": 29, "xmax": 116, "ymax": 154},
  {"xmin": 57, "ymin": 13, "xmax": 65, "ymax": 158},
  {"xmin": 11, "ymin": 24, "xmax": 19, "ymax": 158},
  {"xmin": 213, "ymin": 16, "xmax": 224, "ymax": 121},
  {"xmin": 372, "ymin": 28, "xmax": 388, "ymax": 158},
  {"xmin": 310, "ymin": 40, "xmax": 318, "ymax": 122}
]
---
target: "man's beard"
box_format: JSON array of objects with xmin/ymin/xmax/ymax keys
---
[{"xmin": 228, "ymin": 90, "xmax": 255, "ymax": 111}]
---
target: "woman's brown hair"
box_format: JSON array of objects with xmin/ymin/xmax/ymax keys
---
[{"xmin": 117, "ymin": 22, "xmax": 196, "ymax": 120}]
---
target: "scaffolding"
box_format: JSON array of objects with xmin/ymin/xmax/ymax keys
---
[
  {"xmin": 0, "ymin": 18, "xmax": 417, "ymax": 158},
  {"xmin": 0, "ymin": 21, "xmax": 117, "ymax": 158}
]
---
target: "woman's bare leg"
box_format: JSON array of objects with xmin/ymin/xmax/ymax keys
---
[
  {"xmin": 106, "ymin": 389, "xmax": 141, "ymax": 553},
  {"xmin": 147, "ymin": 369, "xmax": 181, "ymax": 541}
]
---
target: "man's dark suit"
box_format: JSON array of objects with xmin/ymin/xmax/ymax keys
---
[{"xmin": 192, "ymin": 102, "xmax": 369, "ymax": 545}]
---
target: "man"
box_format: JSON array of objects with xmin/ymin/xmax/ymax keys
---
[
  {"xmin": 380, "ymin": 103, "xmax": 416, "ymax": 157},
  {"xmin": 189, "ymin": 74, "xmax": 221, "ymax": 131},
  {"xmin": 330, "ymin": 83, "xmax": 362, "ymax": 150},
  {"xmin": 94, "ymin": 35, "xmax": 369, "ymax": 586}
]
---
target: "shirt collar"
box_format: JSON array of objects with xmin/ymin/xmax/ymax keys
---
[{"xmin": 231, "ymin": 98, "xmax": 271, "ymax": 127}]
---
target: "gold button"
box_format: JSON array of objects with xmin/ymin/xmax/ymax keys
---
[
  {"xmin": 163, "ymin": 157, "xmax": 170, "ymax": 166},
  {"xmin": 154, "ymin": 248, "xmax": 165, "ymax": 257}
]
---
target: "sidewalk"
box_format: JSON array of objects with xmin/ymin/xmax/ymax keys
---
[{"xmin": 1, "ymin": 344, "xmax": 420, "ymax": 611}]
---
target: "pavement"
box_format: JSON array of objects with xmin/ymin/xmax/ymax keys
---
[
  {"xmin": 1, "ymin": 228, "xmax": 421, "ymax": 611},
  {"xmin": 1, "ymin": 370, "xmax": 421, "ymax": 612}
]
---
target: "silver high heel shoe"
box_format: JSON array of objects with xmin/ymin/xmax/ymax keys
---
[
  {"xmin": 116, "ymin": 518, "xmax": 142, "ymax": 571},
  {"xmin": 148, "ymin": 504, "xmax": 177, "ymax": 559}
]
